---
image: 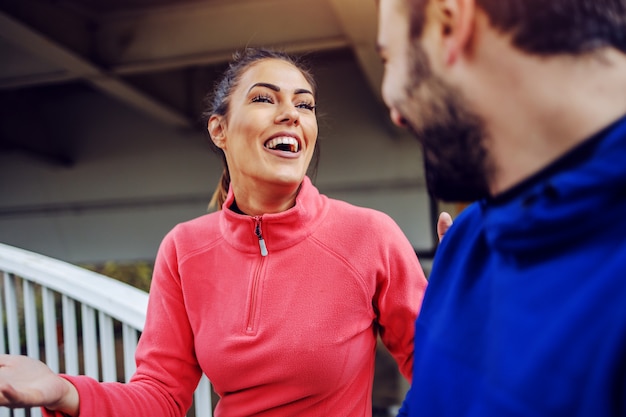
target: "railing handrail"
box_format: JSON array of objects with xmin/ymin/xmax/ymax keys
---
[
  {"xmin": 0, "ymin": 242, "xmax": 214, "ymax": 416},
  {"xmin": 0, "ymin": 242, "xmax": 148, "ymax": 331}
]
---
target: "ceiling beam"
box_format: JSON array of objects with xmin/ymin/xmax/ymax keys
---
[
  {"xmin": 0, "ymin": 11, "xmax": 192, "ymax": 128},
  {"xmin": 113, "ymin": 38, "xmax": 349, "ymax": 76},
  {"xmin": 0, "ymin": 70, "xmax": 78, "ymax": 90},
  {"xmin": 327, "ymin": 0, "xmax": 403, "ymax": 137},
  {"xmin": 94, "ymin": 0, "xmax": 347, "ymax": 74},
  {"xmin": 327, "ymin": 0, "xmax": 383, "ymax": 103}
]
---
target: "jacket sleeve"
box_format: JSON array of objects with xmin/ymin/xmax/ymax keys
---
[
  {"xmin": 43, "ymin": 231, "xmax": 202, "ymax": 417},
  {"xmin": 373, "ymin": 213, "xmax": 428, "ymax": 382}
]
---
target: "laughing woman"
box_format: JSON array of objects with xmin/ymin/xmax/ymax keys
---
[{"xmin": 0, "ymin": 48, "xmax": 427, "ymax": 417}]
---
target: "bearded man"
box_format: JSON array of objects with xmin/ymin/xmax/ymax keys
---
[{"xmin": 376, "ymin": 0, "xmax": 626, "ymax": 415}]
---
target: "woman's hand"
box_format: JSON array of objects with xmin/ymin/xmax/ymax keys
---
[
  {"xmin": 0, "ymin": 354, "xmax": 79, "ymax": 416},
  {"xmin": 437, "ymin": 212, "xmax": 453, "ymax": 242}
]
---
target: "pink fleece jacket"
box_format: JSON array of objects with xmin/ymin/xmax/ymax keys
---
[{"xmin": 46, "ymin": 177, "xmax": 427, "ymax": 417}]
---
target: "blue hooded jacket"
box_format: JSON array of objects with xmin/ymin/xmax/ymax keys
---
[{"xmin": 400, "ymin": 114, "xmax": 626, "ymax": 416}]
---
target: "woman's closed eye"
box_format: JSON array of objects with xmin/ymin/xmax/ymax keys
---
[
  {"xmin": 296, "ymin": 101, "xmax": 316, "ymax": 112},
  {"xmin": 252, "ymin": 94, "xmax": 315, "ymax": 113},
  {"xmin": 251, "ymin": 94, "xmax": 273, "ymax": 104}
]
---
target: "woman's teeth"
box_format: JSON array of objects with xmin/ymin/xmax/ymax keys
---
[{"xmin": 265, "ymin": 136, "xmax": 299, "ymax": 153}]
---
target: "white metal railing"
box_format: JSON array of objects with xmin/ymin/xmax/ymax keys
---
[{"xmin": 0, "ymin": 242, "xmax": 213, "ymax": 417}]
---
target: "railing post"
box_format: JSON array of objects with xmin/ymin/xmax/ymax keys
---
[
  {"xmin": 42, "ymin": 287, "xmax": 59, "ymax": 373},
  {"xmin": 0, "ymin": 274, "xmax": 7, "ymax": 417},
  {"xmin": 99, "ymin": 312, "xmax": 117, "ymax": 382},
  {"xmin": 62, "ymin": 295, "xmax": 79, "ymax": 375},
  {"xmin": 24, "ymin": 280, "xmax": 40, "ymax": 359},
  {"xmin": 3, "ymin": 272, "xmax": 20, "ymax": 356},
  {"xmin": 81, "ymin": 305, "xmax": 99, "ymax": 380},
  {"xmin": 122, "ymin": 324, "xmax": 138, "ymax": 382},
  {"xmin": 194, "ymin": 374, "xmax": 213, "ymax": 417}
]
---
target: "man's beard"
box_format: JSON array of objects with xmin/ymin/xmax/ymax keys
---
[{"xmin": 399, "ymin": 43, "xmax": 493, "ymax": 202}]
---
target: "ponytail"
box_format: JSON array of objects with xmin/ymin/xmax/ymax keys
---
[{"xmin": 209, "ymin": 168, "xmax": 230, "ymax": 210}]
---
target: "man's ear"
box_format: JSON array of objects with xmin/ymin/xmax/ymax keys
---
[
  {"xmin": 435, "ymin": 0, "xmax": 476, "ymax": 66},
  {"xmin": 208, "ymin": 115, "xmax": 226, "ymax": 149}
]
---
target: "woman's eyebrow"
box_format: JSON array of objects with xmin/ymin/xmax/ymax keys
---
[
  {"xmin": 294, "ymin": 88, "xmax": 314, "ymax": 96},
  {"xmin": 248, "ymin": 83, "xmax": 313, "ymax": 96},
  {"xmin": 248, "ymin": 82, "xmax": 279, "ymax": 93}
]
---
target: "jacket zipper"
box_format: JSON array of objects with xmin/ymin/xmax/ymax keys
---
[
  {"xmin": 246, "ymin": 258, "xmax": 265, "ymax": 333},
  {"xmin": 247, "ymin": 216, "xmax": 267, "ymax": 333}
]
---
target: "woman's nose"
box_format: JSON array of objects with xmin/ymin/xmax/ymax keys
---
[{"xmin": 275, "ymin": 103, "xmax": 300, "ymax": 125}]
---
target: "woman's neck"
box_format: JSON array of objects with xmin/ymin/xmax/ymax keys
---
[{"xmin": 230, "ymin": 182, "xmax": 301, "ymax": 216}]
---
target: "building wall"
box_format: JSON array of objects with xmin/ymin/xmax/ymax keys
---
[{"xmin": 0, "ymin": 53, "xmax": 434, "ymax": 266}]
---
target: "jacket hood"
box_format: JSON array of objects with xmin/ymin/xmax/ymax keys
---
[{"xmin": 482, "ymin": 115, "xmax": 626, "ymax": 255}]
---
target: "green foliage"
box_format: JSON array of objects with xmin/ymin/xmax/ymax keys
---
[{"xmin": 81, "ymin": 261, "xmax": 154, "ymax": 292}]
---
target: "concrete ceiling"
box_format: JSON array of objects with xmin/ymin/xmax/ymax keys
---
[{"xmin": 0, "ymin": 0, "xmax": 387, "ymax": 163}]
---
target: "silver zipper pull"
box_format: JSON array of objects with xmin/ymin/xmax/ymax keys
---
[{"xmin": 254, "ymin": 217, "xmax": 268, "ymax": 256}]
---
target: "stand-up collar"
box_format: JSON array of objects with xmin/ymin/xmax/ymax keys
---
[{"xmin": 219, "ymin": 176, "xmax": 329, "ymax": 255}]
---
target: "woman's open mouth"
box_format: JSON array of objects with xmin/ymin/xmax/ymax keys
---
[{"xmin": 264, "ymin": 136, "xmax": 300, "ymax": 153}]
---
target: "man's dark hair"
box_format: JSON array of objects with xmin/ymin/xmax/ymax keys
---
[{"xmin": 409, "ymin": 0, "xmax": 626, "ymax": 55}]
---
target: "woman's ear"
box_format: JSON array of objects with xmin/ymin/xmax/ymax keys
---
[{"xmin": 208, "ymin": 115, "xmax": 226, "ymax": 149}]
